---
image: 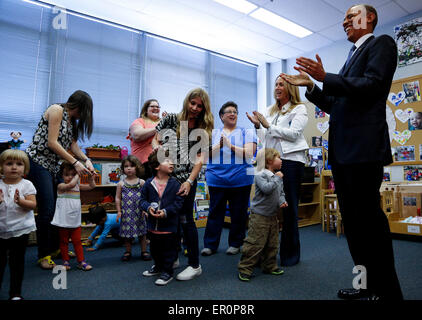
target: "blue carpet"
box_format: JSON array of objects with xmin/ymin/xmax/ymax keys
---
[{"xmin": 1, "ymin": 225, "xmax": 421, "ymax": 301}]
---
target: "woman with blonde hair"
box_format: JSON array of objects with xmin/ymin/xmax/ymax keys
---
[
  {"xmin": 152, "ymin": 87, "xmax": 214, "ymax": 281},
  {"xmin": 247, "ymin": 75, "xmax": 308, "ymax": 266}
]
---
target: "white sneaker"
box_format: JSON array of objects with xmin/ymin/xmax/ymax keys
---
[
  {"xmin": 176, "ymin": 265, "xmax": 202, "ymax": 281},
  {"xmin": 142, "ymin": 265, "xmax": 160, "ymax": 277},
  {"xmin": 226, "ymin": 246, "xmax": 240, "ymax": 255},
  {"xmin": 155, "ymin": 273, "xmax": 173, "ymax": 286},
  {"xmin": 201, "ymin": 248, "xmax": 214, "ymax": 256},
  {"xmin": 173, "ymin": 258, "xmax": 180, "ymax": 269}
]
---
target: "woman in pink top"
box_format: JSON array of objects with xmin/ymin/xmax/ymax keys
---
[{"xmin": 127, "ymin": 99, "xmax": 165, "ymax": 178}]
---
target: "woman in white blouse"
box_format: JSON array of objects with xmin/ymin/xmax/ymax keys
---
[{"xmin": 247, "ymin": 75, "xmax": 308, "ymax": 266}]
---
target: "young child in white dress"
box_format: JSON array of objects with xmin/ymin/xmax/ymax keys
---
[{"xmin": 51, "ymin": 161, "xmax": 96, "ymax": 271}]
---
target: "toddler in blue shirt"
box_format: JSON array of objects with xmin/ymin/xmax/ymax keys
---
[{"xmin": 85, "ymin": 206, "xmax": 121, "ymax": 251}]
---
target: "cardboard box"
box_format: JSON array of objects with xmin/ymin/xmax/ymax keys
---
[{"xmin": 400, "ymin": 192, "xmax": 422, "ymax": 218}]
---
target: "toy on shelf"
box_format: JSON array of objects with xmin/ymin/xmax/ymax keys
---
[{"xmin": 8, "ymin": 131, "xmax": 26, "ymax": 150}]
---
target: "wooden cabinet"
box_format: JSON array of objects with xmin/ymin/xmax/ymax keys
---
[
  {"xmin": 80, "ymin": 184, "xmax": 117, "ymax": 240},
  {"xmin": 298, "ymin": 181, "xmax": 321, "ymax": 227}
]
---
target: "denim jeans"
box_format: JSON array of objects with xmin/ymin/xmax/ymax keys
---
[
  {"xmin": 204, "ymin": 185, "xmax": 251, "ymax": 251},
  {"xmin": 26, "ymin": 158, "xmax": 59, "ymax": 259}
]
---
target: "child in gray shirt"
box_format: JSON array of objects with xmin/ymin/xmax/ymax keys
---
[{"xmin": 238, "ymin": 148, "xmax": 287, "ymax": 281}]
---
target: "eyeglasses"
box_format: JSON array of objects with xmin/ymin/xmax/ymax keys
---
[{"xmin": 223, "ymin": 110, "xmax": 238, "ymax": 115}]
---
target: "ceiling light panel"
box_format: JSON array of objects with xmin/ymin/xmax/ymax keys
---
[{"xmin": 250, "ymin": 8, "xmax": 312, "ymax": 38}]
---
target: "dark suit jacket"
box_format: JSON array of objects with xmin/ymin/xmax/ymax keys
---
[{"xmin": 306, "ymin": 35, "xmax": 397, "ymax": 165}]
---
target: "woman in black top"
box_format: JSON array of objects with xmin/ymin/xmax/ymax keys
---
[
  {"xmin": 153, "ymin": 87, "xmax": 214, "ymax": 281},
  {"xmin": 26, "ymin": 90, "xmax": 94, "ymax": 269}
]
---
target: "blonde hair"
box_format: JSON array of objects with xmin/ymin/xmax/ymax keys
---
[
  {"xmin": 0, "ymin": 149, "xmax": 30, "ymax": 175},
  {"xmin": 256, "ymin": 148, "xmax": 280, "ymax": 172},
  {"xmin": 269, "ymin": 76, "xmax": 304, "ymax": 117},
  {"xmin": 177, "ymin": 88, "xmax": 214, "ymax": 138}
]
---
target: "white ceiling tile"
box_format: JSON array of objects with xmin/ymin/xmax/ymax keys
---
[
  {"xmin": 392, "ymin": 0, "xmax": 422, "ymax": 14},
  {"xmin": 141, "ymin": 0, "xmax": 229, "ymax": 36},
  {"xmin": 377, "ymin": 1, "xmax": 409, "ymax": 25},
  {"xmin": 268, "ymin": 45, "xmax": 305, "ymax": 59},
  {"xmin": 174, "ymin": 0, "xmax": 248, "ymax": 24},
  {"xmin": 248, "ymin": 0, "xmax": 273, "ymax": 6},
  {"xmin": 318, "ymin": 23, "xmax": 347, "ymax": 41},
  {"xmin": 234, "ymin": 16, "xmax": 299, "ymax": 45},
  {"xmin": 321, "ymin": 0, "xmax": 392, "ymax": 13},
  {"xmin": 219, "ymin": 25, "xmax": 285, "ymax": 52},
  {"xmin": 262, "ymin": 0, "xmax": 344, "ymax": 31},
  {"xmin": 289, "ymin": 33, "xmax": 334, "ymax": 53},
  {"xmin": 37, "ymin": 0, "xmax": 420, "ymax": 65}
]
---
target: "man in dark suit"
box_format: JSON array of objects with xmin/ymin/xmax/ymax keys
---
[{"xmin": 282, "ymin": 4, "xmax": 403, "ymax": 300}]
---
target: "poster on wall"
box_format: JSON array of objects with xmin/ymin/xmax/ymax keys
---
[
  {"xmin": 392, "ymin": 145, "xmax": 415, "ymax": 162},
  {"xmin": 403, "ymin": 165, "xmax": 422, "ymax": 181},
  {"xmin": 403, "ymin": 81, "xmax": 421, "ymax": 104},
  {"xmin": 315, "ymin": 107, "xmax": 325, "ymax": 118},
  {"xmin": 408, "ymin": 111, "xmax": 422, "ymax": 130},
  {"xmin": 394, "ymin": 17, "xmax": 422, "ymax": 67}
]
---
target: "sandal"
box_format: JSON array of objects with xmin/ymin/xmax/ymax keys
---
[
  {"xmin": 121, "ymin": 252, "xmax": 132, "ymax": 262},
  {"xmin": 38, "ymin": 256, "xmax": 56, "ymax": 270},
  {"xmin": 63, "ymin": 261, "xmax": 71, "ymax": 271},
  {"xmin": 141, "ymin": 251, "xmax": 152, "ymax": 261},
  {"xmin": 77, "ymin": 261, "xmax": 92, "ymax": 271}
]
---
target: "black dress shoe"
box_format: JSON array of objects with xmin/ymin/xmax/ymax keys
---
[
  {"xmin": 360, "ymin": 294, "xmax": 381, "ymax": 301},
  {"xmin": 337, "ymin": 288, "xmax": 371, "ymax": 300}
]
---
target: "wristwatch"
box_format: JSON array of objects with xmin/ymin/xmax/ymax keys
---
[{"xmin": 186, "ymin": 178, "xmax": 194, "ymax": 186}]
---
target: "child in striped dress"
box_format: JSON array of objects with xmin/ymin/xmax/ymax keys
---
[{"xmin": 51, "ymin": 161, "xmax": 96, "ymax": 271}]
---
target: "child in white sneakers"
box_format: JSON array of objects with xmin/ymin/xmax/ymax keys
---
[{"xmin": 140, "ymin": 152, "xmax": 184, "ymax": 285}]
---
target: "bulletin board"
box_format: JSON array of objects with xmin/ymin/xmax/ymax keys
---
[
  {"xmin": 387, "ymin": 74, "xmax": 422, "ymax": 166},
  {"xmin": 302, "ymin": 101, "xmax": 330, "ymax": 165}
]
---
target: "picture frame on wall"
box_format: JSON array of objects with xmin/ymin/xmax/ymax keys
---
[{"xmin": 392, "ymin": 145, "xmax": 415, "ymax": 162}]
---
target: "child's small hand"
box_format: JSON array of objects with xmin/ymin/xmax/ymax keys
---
[
  {"xmin": 86, "ymin": 247, "xmax": 95, "ymax": 252},
  {"xmin": 156, "ymin": 209, "xmax": 165, "ymax": 218},
  {"xmin": 280, "ymin": 202, "xmax": 288, "ymax": 208},
  {"xmin": 275, "ymin": 171, "xmax": 283, "ymax": 178},
  {"xmin": 148, "ymin": 207, "xmax": 156, "ymax": 216},
  {"xmin": 14, "ymin": 189, "xmax": 21, "ymax": 205},
  {"xmin": 85, "ymin": 239, "xmax": 92, "ymax": 246},
  {"xmin": 116, "ymin": 212, "xmax": 121, "ymax": 223}
]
